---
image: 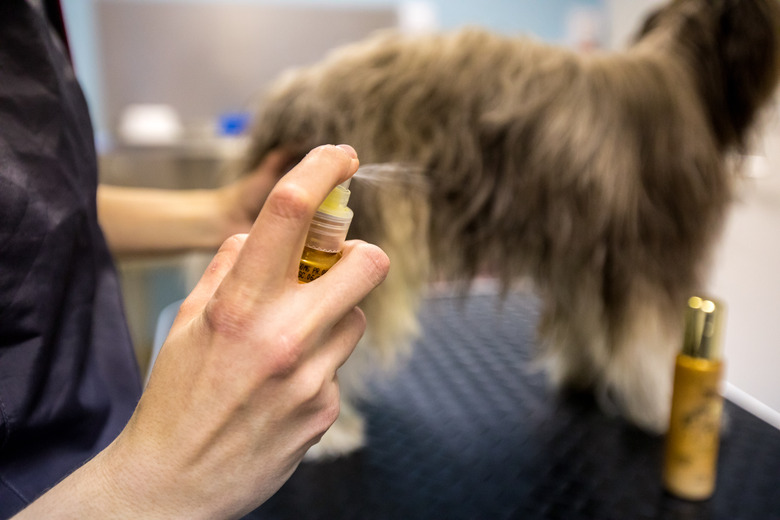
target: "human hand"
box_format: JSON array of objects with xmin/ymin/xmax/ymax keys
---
[
  {"xmin": 96, "ymin": 145, "xmax": 389, "ymax": 518},
  {"xmin": 96, "ymin": 148, "xmax": 295, "ymax": 256},
  {"xmin": 216, "ymin": 149, "xmax": 296, "ymax": 237}
]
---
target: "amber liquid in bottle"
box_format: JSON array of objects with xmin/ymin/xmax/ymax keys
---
[
  {"xmin": 298, "ymin": 246, "xmax": 342, "ymax": 283},
  {"xmin": 663, "ymin": 354, "xmax": 724, "ymax": 500}
]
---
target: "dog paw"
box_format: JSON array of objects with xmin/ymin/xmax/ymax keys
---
[{"xmin": 304, "ymin": 403, "xmax": 366, "ymax": 461}]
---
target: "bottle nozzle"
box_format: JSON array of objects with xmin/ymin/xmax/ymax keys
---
[
  {"xmin": 317, "ymin": 180, "xmax": 352, "ymax": 218},
  {"xmin": 682, "ymin": 296, "xmax": 725, "ymax": 360}
]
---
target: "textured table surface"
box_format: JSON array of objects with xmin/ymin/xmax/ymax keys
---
[{"xmin": 245, "ymin": 288, "xmax": 780, "ymax": 520}]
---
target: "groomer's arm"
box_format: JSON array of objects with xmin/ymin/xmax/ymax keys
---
[
  {"xmin": 15, "ymin": 145, "xmax": 389, "ymax": 519},
  {"xmin": 97, "ymin": 150, "xmax": 289, "ymax": 254}
]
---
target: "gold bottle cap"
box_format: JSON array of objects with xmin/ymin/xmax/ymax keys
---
[{"xmin": 681, "ymin": 296, "xmax": 726, "ymax": 360}]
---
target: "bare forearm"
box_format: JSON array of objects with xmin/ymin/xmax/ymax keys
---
[
  {"xmin": 12, "ymin": 450, "xmax": 133, "ymax": 520},
  {"xmin": 97, "ymin": 185, "xmax": 232, "ymax": 255},
  {"xmin": 97, "ymin": 152, "xmax": 285, "ymax": 255},
  {"xmin": 12, "ymin": 438, "xmax": 228, "ymax": 520}
]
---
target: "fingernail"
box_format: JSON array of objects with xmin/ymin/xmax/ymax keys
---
[{"xmin": 336, "ymin": 144, "xmax": 358, "ymax": 159}]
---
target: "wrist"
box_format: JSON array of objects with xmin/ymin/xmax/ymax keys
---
[
  {"xmin": 13, "ymin": 435, "xmax": 185, "ymax": 519},
  {"xmin": 78, "ymin": 429, "xmax": 216, "ymax": 519}
]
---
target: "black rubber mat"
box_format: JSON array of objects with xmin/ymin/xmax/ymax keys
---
[{"xmin": 245, "ymin": 289, "xmax": 780, "ymax": 520}]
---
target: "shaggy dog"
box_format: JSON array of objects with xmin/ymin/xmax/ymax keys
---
[{"xmin": 238, "ymin": 0, "xmax": 780, "ymax": 458}]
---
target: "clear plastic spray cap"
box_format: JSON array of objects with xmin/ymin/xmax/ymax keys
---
[{"xmin": 305, "ymin": 179, "xmax": 353, "ymax": 253}]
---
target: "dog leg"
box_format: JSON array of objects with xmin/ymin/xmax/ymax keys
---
[
  {"xmin": 303, "ymin": 301, "xmax": 420, "ymax": 461},
  {"xmin": 305, "ymin": 398, "xmax": 366, "ymax": 461},
  {"xmin": 600, "ymin": 294, "xmax": 681, "ymax": 433},
  {"xmin": 538, "ymin": 281, "xmax": 682, "ymax": 433}
]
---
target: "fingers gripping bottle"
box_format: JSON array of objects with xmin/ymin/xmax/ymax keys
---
[{"xmin": 298, "ymin": 179, "xmax": 353, "ymax": 283}]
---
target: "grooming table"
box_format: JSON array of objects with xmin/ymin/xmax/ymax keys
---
[{"xmin": 244, "ymin": 287, "xmax": 780, "ymax": 520}]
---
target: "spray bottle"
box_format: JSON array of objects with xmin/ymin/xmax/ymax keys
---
[
  {"xmin": 663, "ymin": 296, "xmax": 726, "ymax": 500},
  {"xmin": 298, "ymin": 179, "xmax": 353, "ymax": 283}
]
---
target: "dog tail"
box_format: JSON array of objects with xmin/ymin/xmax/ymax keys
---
[{"xmin": 636, "ymin": 0, "xmax": 780, "ymax": 151}]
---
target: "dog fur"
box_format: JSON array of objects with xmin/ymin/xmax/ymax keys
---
[{"xmin": 238, "ymin": 0, "xmax": 780, "ymax": 458}]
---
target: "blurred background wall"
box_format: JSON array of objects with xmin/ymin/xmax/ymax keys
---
[
  {"xmin": 63, "ymin": 0, "xmax": 606, "ymax": 144},
  {"xmin": 59, "ymin": 0, "xmax": 779, "ymax": 426}
]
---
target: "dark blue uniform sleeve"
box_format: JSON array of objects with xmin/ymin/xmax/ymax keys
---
[{"xmin": 0, "ymin": 1, "xmax": 142, "ymax": 515}]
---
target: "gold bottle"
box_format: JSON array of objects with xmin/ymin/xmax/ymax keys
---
[
  {"xmin": 298, "ymin": 179, "xmax": 353, "ymax": 283},
  {"xmin": 662, "ymin": 296, "xmax": 726, "ymax": 500}
]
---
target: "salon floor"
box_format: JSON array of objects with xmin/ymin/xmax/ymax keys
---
[{"xmin": 708, "ymin": 121, "xmax": 780, "ymax": 428}]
